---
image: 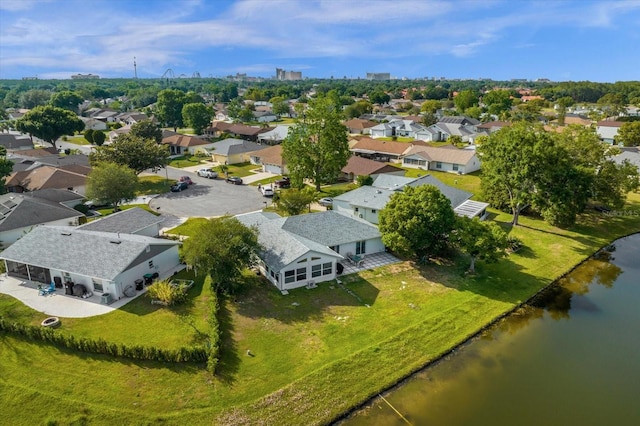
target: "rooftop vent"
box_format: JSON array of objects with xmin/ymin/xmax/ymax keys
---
[
  {"xmin": 110, "ymin": 240, "xmax": 121, "ymax": 244},
  {"xmin": 61, "ymin": 232, "xmax": 72, "ymax": 236}
]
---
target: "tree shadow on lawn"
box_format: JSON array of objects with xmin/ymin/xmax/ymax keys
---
[
  {"xmin": 232, "ymin": 274, "xmax": 379, "ymax": 323},
  {"xmin": 416, "ymin": 255, "xmax": 552, "ymax": 305},
  {"xmin": 214, "ymin": 298, "xmax": 240, "ymax": 385}
]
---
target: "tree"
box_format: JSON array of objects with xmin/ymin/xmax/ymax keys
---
[
  {"xmin": 275, "ymin": 187, "xmax": 317, "ymax": 215},
  {"xmin": 478, "ymin": 122, "xmax": 550, "ymax": 225},
  {"xmin": 420, "ymin": 99, "xmax": 441, "ymax": 114},
  {"xmin": 615, "ymin": 121, "xmax": 640, "ymax": 146},
  {"xmin": 50, "ymin": 90, "xmax": 83, "ymax": 113},
  {"xmin": 85, "ymin": 162, "xmax": 138, "ymax": 210},
  {"xmin": 129, "ymin": 119, "xmax": 162, "ymax": 143},
  {"xmin": 453, "ymin": 217, "xmax": 508, "ymax": 273},
  {"xmin": 421, "ymin": 112, "xmax": 438, "ymax": 127},
  {"xmin": 454, "ymin": 89, "xmax": 479, "ymax": 112},
  {"xmin": 282, "ymin": 96, "xmax": 350, "ymax": 190},
  {"xmin": 447, "ymin": 135, "xmax": 463, "ymax": 147},
  {"xmin": 16, "ymin": 105, "xmax": 84, "ymax": 150},
  {"xmin": 19, "ymin": 89, "xmax": 51, "ymax": 109},
  {"xmin": 356, "ymin": 174, "xmax": 373, "ymax": 186},
  {"xmin": 90, "ymin": 133, "xmax": 169, "ymax": 174},
  {"xmin": 181, "ymin": 216, "xmax": 260, "ymax": 294},
  {"xmin": 92, "ymin": 130, "xmax": 106, "ymax": 146},
  {"xmin": 0, "ymin": 146, "xmax": 14, "ymax": 195},
  {"xmin": 368, "ymin": 90, "xmax": 390, "ymax": 105},
  {"xmin": 238, "ymin": 107, "xmax": 255, "ymax": 123},
  {"xmin": 226, "ymin": 98, "xmax": 243, "ymax": 122},
  {"xmin": 83, "ymin": 129, "xmax": 95, "ymax": 143},
  {"xmin": 270, "ymin": 96, "xmax": 290, "ymax": 116},
  {"xmin": 156, "ymin": 89, "xmax": 186, "ymax": 131},
  {"xmin": 378, "ymin": 185, "xmax": 456, "ymax": 259},
  {"xmin": 344, "ymin": 100, "xmax": 373, "ymax": 119},
  {"xmin": 555, "ymin": 96, "xmax": 575, "ymax": 126},
  {"xmin": 182, "ymin": 103, "xmax": 211, "ymax": 135},
  {"xmin": 482, "ymin": 90, "xmax": 513, "ymax": 116}
]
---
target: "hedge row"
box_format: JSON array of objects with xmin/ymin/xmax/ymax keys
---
[
  {"xmin": 0, "ymin": 317, "xmax": 207, "ymax": 363},
  {"xmin": 207, "ymin": 290, "xmax": 221, "ymax": 374}
]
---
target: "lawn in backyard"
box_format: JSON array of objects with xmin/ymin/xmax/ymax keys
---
[
  {"xmin": 2, "ymin": 185, "xmax": 639, "ymax": 424},
  {"xmin": 168, "ymin": 155, "xmax": 205, "ymax": 168},
  {"xmin": 222, "ymin": 162, "xmax": 261, "ymax": 178}
]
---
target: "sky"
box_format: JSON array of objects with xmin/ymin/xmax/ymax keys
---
[{"xmin": 1, "ymin": 0, "xmax": 639, "ymax": 82}]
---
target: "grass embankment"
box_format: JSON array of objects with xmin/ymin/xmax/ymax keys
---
[{"xmin": 1, "ymin": 190, "xmax": 639, "ymax": 424}]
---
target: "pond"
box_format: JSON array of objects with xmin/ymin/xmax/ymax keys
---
[{"xmin": 341, "ymin": 234, "xmax": 640, "ymax": 426}]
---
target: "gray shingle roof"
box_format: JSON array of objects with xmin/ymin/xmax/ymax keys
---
[
  {"xmin": 280, "ymin": 211, "xmax": 381, "ymax": 247},
  {"xmin": 212, "ymin": 138, "xmax": 266, "ymax": 156},
  {"xmin": 78, "ymin": 207, "xmax": 163, "ymax": 234},
  {"xmin": 236, "ymin": 212, "xmax": 340, "ymax": 272},
  {"xmin": 333, "ymin": 185, "xmax": 395, "ymax": 210},
  {"xmin": 0, "ymin": 226, "xmax": 179, "ymax": 281},
  {"xmin": 0, "ymin": 193, "xmax": 83, "ymax": 232}
]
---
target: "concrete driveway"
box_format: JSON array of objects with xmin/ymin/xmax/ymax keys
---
[{"xmin": 148, "ymin": 166, "xmax": 270, "ymax": 218}]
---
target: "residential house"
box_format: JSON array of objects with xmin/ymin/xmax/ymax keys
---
[
  {"xmin": 0, "ymin": 133, "xmax": 33, "ymax": 151},
  {"xmin": 108, "ymin": 124, "xmax": 132, "ymax": 143},
  {"xmin": 80, "ymin": 117, "xmax": 108, "ymax": 131},
  {"xmin": 204, "ymin": 122, "xmax": 270, "ymax": 141},
  {"xmin": 0, "ymin": 225, "xmax": 181, "ymax": 300},
  {"xmin": 237, "ymin": 211, "xmax": 385, "ymax": 291},
  {"xmin": 343, "ymin": 118, "xmax": 377, "ymax": 135},
  {"xmin": 401, "ymin": 145, "xmax": 481, "ymax": 174},
  {"xmin": 161, "ymin": 134, "xmax": 215, "ymax": 156},
  {"xmin": 333, "ymin": 174, "xmax": 488, "ymax": 224},
  {"xmin": 257, "ymin": 125, "xmax": 290, "ymax": 145},
  {"xmin": 5, "ymin": 164, "xmax": 91, "ymax": 194},
  {"xmin": 613, "ymin": 147, "xmax": 640, "ymax": 170},
  {"xmin": 340, "ymin": 155, "xmax": 405, "ymax": 182},
  {"xmin": 415, "ymin": 116, "xmax": 483, "ymax": 143},
  {"xmin": 211, "ymin": 138, "xmax": 267, "ymax": 164},
  {"xmin": 85, "ymin": 108, "xmax": 120, "ymax": 123},
  {"xmin": 249, "ymin": 144, "xmax": 287, "ymax": 175},
  {"xmin": 369, "ymin": 119, "xmax": 427, "ymax": 139},
  {"xmin": 596, "ymin": 120, "xmax": 625, "ymax": 144},
  {"xmin": 78, "ymin": 207, "xmax": 164, "ymax": 237},
  {"xmin": 476, "ymin": 121, "xmax": 511, "ymax": 134},
  {"xmin": 349, "ymin": 137, "xmax": 429, "ymax": 163},
  {"xmin": 0, "ymin": 190, "xmax": 84, "ymax": 246},
  {"xmin": 253, "ymin": 111, "xmax": 278, "ymax": 123},
  {"xmin": 118, "ymin": 112, "xmax": 151, "ymax": 126}
]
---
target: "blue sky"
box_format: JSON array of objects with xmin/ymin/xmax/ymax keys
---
[{"xmin": 1, "ymin": 0, "xmax": 639, "ymax": 82}]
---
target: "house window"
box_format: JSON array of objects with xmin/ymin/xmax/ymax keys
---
[
  {"xmin": 148, "ymin": 260, "xmax": 154, "ymax": 269},
  {"xmin": 63, "ymin": 272, "xmax": 72, "ymax": 283},
  {"xmin": 330, "ymin": 245, "xmax": 340, "ymax": 254},
  {"xmin": 296, "ymin": 267, "xmax": 306, "ymax": 281},
  {"xmin": 297, "ymin": 258, "xmax": 307, "ymax": 263},
  {"xmin": 436, "ymin": 162, "xmax": 442, "ymax": 169},
  {"xmin": 92, "ymin": 278, "xmax": 103, "ymax": 293},
  {"xmin": 311, "ymin": 257, "xmax": 321, "ymax": 261},
  {"xmin": 284, "ymin": 270, "xmax": 295, "ymax": 284},
  {"xmin": 322, "ymin": 262, "xmax": 332, "ymax": 275},
  {"xmin": 354, "ymin": 207, "xmax": 359, "ymax": 212},
  {"xmin": 312, "ymin": 264, "xmax": 322, "ymax": 278},
  {"xmin": 356, "ymin": 240, "xmax": 366, "ymax": 255},
  {"xmin": 452, "ymin": 164, "xmax": 459, "ymax": 171},
  {"xmin": 270, "ymin": 270, "xmax": 275, "ymax": 278},
  {"xmin": 372, "ymin": 209, "xmax": 376, "ymax": 214}
]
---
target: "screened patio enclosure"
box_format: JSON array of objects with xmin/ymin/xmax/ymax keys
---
[{"xmin": 5, "ymin": 260, "xmax": 52, "ymax": 284}]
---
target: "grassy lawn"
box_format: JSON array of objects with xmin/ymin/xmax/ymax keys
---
[
  {"xmin": 2, "ymin": 185, "xmax": 640, "ymax": 424},
  {"xmin": 66, "ymin": 135, "xmax": 91, "ymax": 145},
  {"xmin": 403, "ymin": 167, "xmax": 483, "ymax": 197},
  {"xmin": 166, "ymin": 217, "xmax": 210, "ymax": 237},
  {"xmin": 319, "ymin": 181, "xmax": 358, "ymax": 196},
  {"xmin": 136, "ymin": 174, "xmax": 174, "ymax": 195},
  {"xmin": 248, "ymin": 175, "xmax": 282, "ymax": 187},
  {"xmin": 168, "ymin": 155, "xmax": 204, "ymax": 168},
  {"xmin": 224, "ymin": 162, "xmax": 261, "ymax": 178},
  {"xmin": 376, "ymin": 136, "xmax": 417, "ymax": 142}
]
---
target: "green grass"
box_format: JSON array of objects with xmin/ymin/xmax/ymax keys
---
[
  {"xmin": 318, "ymin": 181, "xmax": 358, "ymax": 196},
  {"xmin": 224, "ymin": 162, "xmax": 261, "ymax": 178},
  {"xmin": 136, "ymin": 174, "xmax": 174, "ymax": 195},
  {"xmin": 376, "ymin": 136, "xmax": 419, "ymax": 142},
  {"xmin": 2, "ymin": 190, "xmax": 640, "ymax": 424},
  {"xmin": 248, "ymin": 175, "xmax": 282, "ymax": 187},
  {"xmin": 66, "ymin": 135, "xmax": 91, "ymax": 145},
  {"xmin": 403, "ymin": 167, "xmax": 482, "ymax": 197},
  {"xmin": 166, "ymin": 217, "xmax": 209, "ymax": 237},
  {"xmin": 168, "ymin": 155, "xmax": 203, "ymax": 168}
]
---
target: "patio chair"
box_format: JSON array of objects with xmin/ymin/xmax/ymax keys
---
[
  {"xmin": 346, "ymin": 252, "xmax": 355, "ymax": 265},
  {"xmin": 39, "ymin": 282, "xmax": 56, "ymax": 296}
]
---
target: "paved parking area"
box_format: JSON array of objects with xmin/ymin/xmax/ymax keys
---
[{"xmin": 148, "ymin": 166, "xmax": 271, "ymax": 218}]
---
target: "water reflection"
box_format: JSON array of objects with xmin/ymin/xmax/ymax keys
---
[{"xmin": 341, "ymin": 235, "xmax": 638, "ymax": 426}]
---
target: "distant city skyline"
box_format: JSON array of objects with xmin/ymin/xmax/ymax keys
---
[{"xmin": 1, "ymin": 0, "xmax": 639, "ymax": 82}]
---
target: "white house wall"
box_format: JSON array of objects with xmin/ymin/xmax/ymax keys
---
[
  {"xmin": 277, "ymin": 252, "xmax": 339, "ymax": 290},
  {"xmin": 114, "ymin": 245, "xmax": 180, "ymax": 300},
  {"xmin": 597, "ymin": 126, "xmax": 619, "ymax": 143},
  {"xmin": 1, "ymin": 217, "xmax": 80, "ymax": 247}
]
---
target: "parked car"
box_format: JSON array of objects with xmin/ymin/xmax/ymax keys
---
[
  {"xmin": 179, "ymin": 176, "xmax": 194, "ymax": 185},
  {"xmin": 170, "ymin": 181, "xmax": 189, "ymax": 192},
  {"xmin": 225, "ymin": 176, "xmax": 243, "ymax": 185},
  {"xmin": 197, "ymin": 168, "xmax": 218, "ymax": 179},
  {"xmin": 274, "ymin": 176, "xmax": 290, "ymax": 188},
  {"xmin": 260, "ymin": 185, "xmax": 274, "ymax": 197},
  {"xmin": 318, "ymin": 197, "xmax": 333, "ymax": 207},
  {"xmin": 83, "ymin": 199, "xmax": 111, "ymax": 210}
]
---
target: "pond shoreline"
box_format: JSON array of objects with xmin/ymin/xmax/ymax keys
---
[{"xmin": 332, "ymin": 231, "xmax": 640, "ymax": 425}]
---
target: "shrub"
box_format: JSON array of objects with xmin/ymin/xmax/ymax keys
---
[
  {"xmin": 146, "ymin": 279, "xmax": 188, "ymax": 306},
  {"xmin": 83, "ymin": 129, "xmax": 94, "ymax": 143},
  {"xmin": 507, "ymin": 236, "xmax": 523, "ymax": 253}
]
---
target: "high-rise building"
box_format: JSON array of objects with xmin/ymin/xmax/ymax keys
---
[
  {"xmin": 276, "ymin": 68, "xmax": 302, "ymax": 80},
  {"xmin": 366, "ymin": 72, "xmax": 391, "ymax": 80}
]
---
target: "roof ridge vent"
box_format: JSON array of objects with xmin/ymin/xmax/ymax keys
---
[
  {"xmin": 110, "ymin": 240, "xmax": 121, "ymax": 244},
  {"xmin": 61, "ymin": 232, "xmax": 72, "ymax": 236}
]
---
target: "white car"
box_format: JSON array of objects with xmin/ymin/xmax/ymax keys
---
[
  {"xmin": 260, "ymin": 185, "xmax": 274, "ymax": 197},
  {"xmin": 318, "ymin": 197, "xmax": 333, "ymax": 207},
  {"xmin": 197, "ymin": 168, "xmax": 218, "ymax": 179}
]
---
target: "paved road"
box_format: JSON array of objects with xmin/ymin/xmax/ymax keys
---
[{"xmin": 148, "ymin": 167, "xmax": 269, "ymax": 218}]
